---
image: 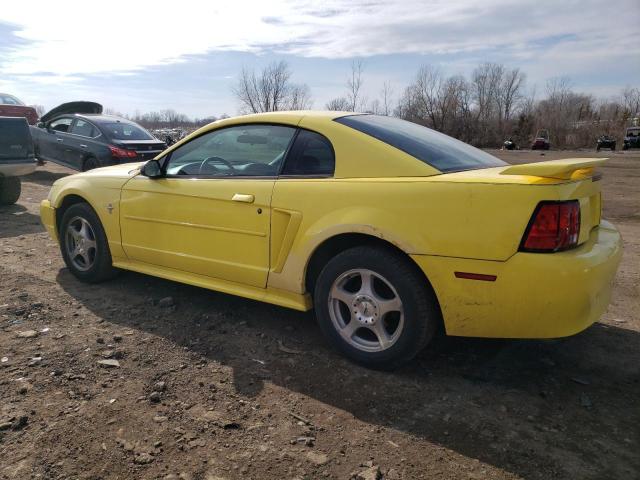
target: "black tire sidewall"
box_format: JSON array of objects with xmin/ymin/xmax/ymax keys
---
[
  {"xmin": 314, "ymin": 246, "xmax": 438, "ymax": 369},
  {"xmin": 0, "ymin": 176, "xmax": 21, "ymax": 205},
  {"xmin": 59, "ymin": 203, "xmax": 115, "ymax": 283},
  {"xmin": 83, "ymin": 157, "xmax": 100, "ymax": 171}
]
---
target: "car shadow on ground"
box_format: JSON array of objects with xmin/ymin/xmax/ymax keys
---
[
  {"xmin": 22, "ymin": 169, "xmax": 70, "ymax": 186},
  {"xmin": 56, "ymin": 268, "xmax": 640, "ymax": 480},
  {"xmin": 0, "ymin": 204, "xmax": 43, "ymax": 238}
]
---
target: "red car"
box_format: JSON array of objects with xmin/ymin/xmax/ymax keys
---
[{"xmin": 0, "ymin": 93, "xmax": 38, "ymax": 125}]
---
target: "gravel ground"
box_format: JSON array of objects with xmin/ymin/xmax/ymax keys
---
[{"xmin": 1, "ymin": 149, "xmax": 638, "ymax": 480}]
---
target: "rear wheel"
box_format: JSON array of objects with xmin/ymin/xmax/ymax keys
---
[
  {"xmin": 59, "ymin": 202, "xmax": 118, "ymax": 283},
  {"xmin": 83, "ymin": 156, "xmax": 100, "ymax": 171},
  {"xmin": 314, "ymin": 246, "xmax": 439, "ymax": 369},
  {"xmin": 0, "ymin": 176, "xmax": 21, "ymax": 205}
]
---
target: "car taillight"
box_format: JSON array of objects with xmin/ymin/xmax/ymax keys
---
[
  {"xmin": 520, "ymin": 201, "xmax": 580, "ymax": 252},
  {"xmin": 109, "ymin": 145, "xmax": 137, "ymax": 158}
]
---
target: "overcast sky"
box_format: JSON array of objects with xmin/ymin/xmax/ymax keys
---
[{"xmin": 1, "ymin": 0, "xmax": 638, "ymax": 118}]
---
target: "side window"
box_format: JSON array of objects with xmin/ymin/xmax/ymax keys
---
[
  {"xmin": 281, "ymin": 130, "xmax": 335, "ymax": 176},
  {"xmin": 71, "ymin": 119, "xmax": 98, "ymax": 138},
  {"xmin": 165, "ymin": 124, "xmax": 296, "ymax": 177},
  {"xmin": 49, "ymin": 118, "xmax": 73, "ymax": 133}
]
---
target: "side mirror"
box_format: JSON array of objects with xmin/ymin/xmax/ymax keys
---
[
  {"xmin": 141, "ymin": 160, "xmax": 163, "ymax": 178},
  {"xmin": 37, "ymin": 121, "xmax": 45, "ymax": 129}
]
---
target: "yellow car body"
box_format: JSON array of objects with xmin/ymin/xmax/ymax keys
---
[{"xmin": 40, "ymin": 111, "xmax": 622, "ymax": 346}]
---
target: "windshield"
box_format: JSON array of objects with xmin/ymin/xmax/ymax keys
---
[
  {"xmin": 103, "ymin": 122, "xmax": 153, "ymax": 140},
  {"xmin": 335, "ymin": 115, "xmax": 506, "ymax": 173},
  {"xmin": 0, "ymin": 94, "xmax": 25, "ymax": 106}
]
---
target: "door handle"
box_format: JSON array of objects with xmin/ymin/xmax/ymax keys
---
[
  {"xmin": 80, "ymin": 144, "xmax": 87, "ymax": 148},
  {"xmin": 232, "ymin": 193, "xmax": 255, "ymax": 203},
  {"xmin": 56, "ymin": 138, "xmax": 63, "ymax": 143}
]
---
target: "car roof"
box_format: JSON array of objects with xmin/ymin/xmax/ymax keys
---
[{"xmin": 72, "ymin": 114, "xmax": 137, "ymax": 124}]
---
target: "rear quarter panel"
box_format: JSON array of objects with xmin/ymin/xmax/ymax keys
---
[{"xmin": 269, "ymin": 176, "xmax": 602, "ymax": 294}]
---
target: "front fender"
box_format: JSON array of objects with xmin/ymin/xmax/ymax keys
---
[{"xmin": 45, "ymin": 176, "xmax": 127, "ymax": 259}]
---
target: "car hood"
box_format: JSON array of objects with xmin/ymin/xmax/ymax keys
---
[
  {"xmin": 40, "ymin": 101, "xmax": 102, "ymax": 123},
  {"xmin": 52, "ymin": 161, "xmax": 144, "ymax": 188}
]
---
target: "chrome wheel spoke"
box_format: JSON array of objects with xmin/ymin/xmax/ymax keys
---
[
  {"xmin": 79, "ymin": 220, "xmax": 91, "ymax": 240},
  {"xmin": 341, "ymin": 319, "xmax": 360, "ymax": 338},
  {"xmin": 370, "ymin": 322, "xmax": 393, "ymax": 349},
  {"xmin": 377, "ymin": 296, "xmax": 402, "ymax": 317},
  {"xmin": 358, "ymin": 271, "xmax": 374, "ymax": 297},
  {"xmin": 331, "ymin": 284, "xmax": 356, "ymax": 306}
]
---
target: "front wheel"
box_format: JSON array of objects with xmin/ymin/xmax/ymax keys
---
[
  {"xmin": 59, "ymin": 202, "xmax": 118, "ymax": 283},
  {"xmin": 313, "ymin": 246, "xmax": 440, "ymax": 369},
  {"xmin": 0, "ymin": 176, "xmax": 21, "ymax": 205}
]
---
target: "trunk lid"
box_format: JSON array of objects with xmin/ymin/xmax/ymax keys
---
[
  {"xmin": 113, "ymin": 139, "xmax": 166, "ymax": 160},
  {"xmin": 430, "ymin": 157, "xmax": 605, "ymax": 246},
  {"xmin": 40, "ymin": 101, "xmax": 102, "ymax": 124}
]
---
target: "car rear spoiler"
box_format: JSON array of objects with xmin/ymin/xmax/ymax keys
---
[{"xmin": 500, "ymin": 158, "xmax": 607, "ymax": 180}]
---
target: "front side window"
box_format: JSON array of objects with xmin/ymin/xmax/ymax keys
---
[
  {"xmin": 71, "ymin": 119, "xmax": 98, "ymax": 138},
  {"xmin": 49, "ymin": 118, "xmax": 73, "ymax": 133},
  {"xmin": 335, "ymin": 114, "xmax": 506, "ymax": 173},
  {"xmin": 281, "ymin": 130, "xmax": 335, "ymax": 176},
  {"xmin": 103, "ymin": 122, "xmax": 153, "ymax": 141},
  {"xmin": 165, "ymin": 124, "xmax": 296, "ymax": 177}
]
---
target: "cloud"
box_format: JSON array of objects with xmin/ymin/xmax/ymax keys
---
[{"xmin": 1, "ymin": 0, "xmax": 638, "ymax": 77}]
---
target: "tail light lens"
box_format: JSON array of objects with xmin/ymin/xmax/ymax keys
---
[
  {"xmin": 520, "ymin": 201, "xmax": 581, "ymax": 252},
  {"xmin": 109, "ymin": 145, "xmax": 138, "ymax": 159}
]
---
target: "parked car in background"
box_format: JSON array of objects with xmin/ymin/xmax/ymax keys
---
[
  {"xmin": 596, "ymin": 135, "xmax": 616, "ymax": 151},
  {"xmin": 623, "ymin": 127, "xmax": 640, "ymax": 150},
  {"xmin": 31, "ymin": 102, "xmax": 165, "ymax": 171},
  {"xmin": 0, "ymin": 117, "xmax": 36, "ymax": 205},
  {"xmin": 40, "ymin": 111, "xmax": 622, "ymax": 369},
  {"xmin": 502, "ymin": 138, "xmax": 518, "ymax": 150},
  {"xmin": 0, "ymin": 93, "xmax": 38, "ymax": 125},
  {"xmin": 531, "ymin": 128, "xmax": 550, "ymax": 150}
]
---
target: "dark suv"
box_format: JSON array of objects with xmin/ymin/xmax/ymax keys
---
[
  {"xmin": 0, "ymin": 117, "xmax": 36, "ymax": 205},
  {"xmin": 596, "ymin": 135, "xmax": 616, "ymax": 151},
  {"xmin": 31, "ymin": 102, "xmax": 165, "ymax": 171},
  {"xmin": 623, "ymin": 127, "xmax": 640, "ymax": 150}
]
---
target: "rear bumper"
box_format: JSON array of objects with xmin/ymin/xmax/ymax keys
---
[
  {"xmin": 412, "ymin": 220, "xmax": 623, "ymax": 338},
  {"xmin": 0, "ymin": 159, "xmax": 36, "ymax": 177},
  {"xmin": 40, "ymin": 199, "xmax": 58, "ymax": 242}
]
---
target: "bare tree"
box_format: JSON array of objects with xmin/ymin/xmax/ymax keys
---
[
  {"xmin": 347, "ymin": 60, "xmax": 365, "ymax": 112},
  {"xmin": 325, "ymin": 97, "xmax": 351, "ymax": 111},
  {"xmin": 620, "ymin": 86, "xmax": 640, "ymax": 118},
  {"xmin": 232, "ymin": 61, "xmax": 312, "ymax": 113},
  {"xmin": 381, "ymin": 81, "xmax": 394, "ymax": 116}
]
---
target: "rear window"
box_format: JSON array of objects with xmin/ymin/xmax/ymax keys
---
[
  {"xmin": 0, "ymin": 118, "xmax": 33, "ymax": 159},
  {"xmin": 335, "ymin": 115, "xmax": 506, "ymax": 173},
  {"xmin": 0, "ymin": 94, "xmax": 24, "ymax": 106},
  {"xmin": 103, "ymin": 122, "xmax": 153, "ymax": 140}
]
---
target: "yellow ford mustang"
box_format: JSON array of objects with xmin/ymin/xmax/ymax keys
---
[{"xmin": 40, "ymin": 111, "xmax": 622, "ymax": 368}]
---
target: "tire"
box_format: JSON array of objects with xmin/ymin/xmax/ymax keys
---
[
  {"xmin": 82, "ymin": 156, "xmax": 100, "ymax": 171},
  {"xmin": 596, "ymin": 145, "xmax": 601, "ymax": 152},
  {"xmin": 611, "ymin": 145, "xmax": 616, "ymax": 151},
  {"xmin": 59, "ymin": 202, "xmax": 118, "ymax": 283},
  {"xmin": 313, "ymin": 246, "xmax": 440, "ymax": 369},
  {"xmin": 0, "ymin": 176, "xmax": 21, "ymax": 205}
]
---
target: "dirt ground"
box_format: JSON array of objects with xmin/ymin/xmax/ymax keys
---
[{"xmin": 1, "ymin": 149, "xmax": 638, "ymax": 480}]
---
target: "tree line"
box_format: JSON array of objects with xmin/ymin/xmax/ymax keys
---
[
  {"xmin": 102, "ymin": 60, "xmax": 638, "ymax": 149},
  {"xmin": 233, "ymin": 60, "xmax": 640, "ymax": 149}
]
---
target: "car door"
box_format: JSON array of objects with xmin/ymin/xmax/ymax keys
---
[
  {"xmin": 119, "ymin": 123, "xmax": 297, "ymax": 288},
  {"xmin": 38, "ymin": 117, "xmax": 73, "ymax": 164},
  {"xmin": 66, "ymin": 118, "xmax": 101, "ymax": 169}
]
